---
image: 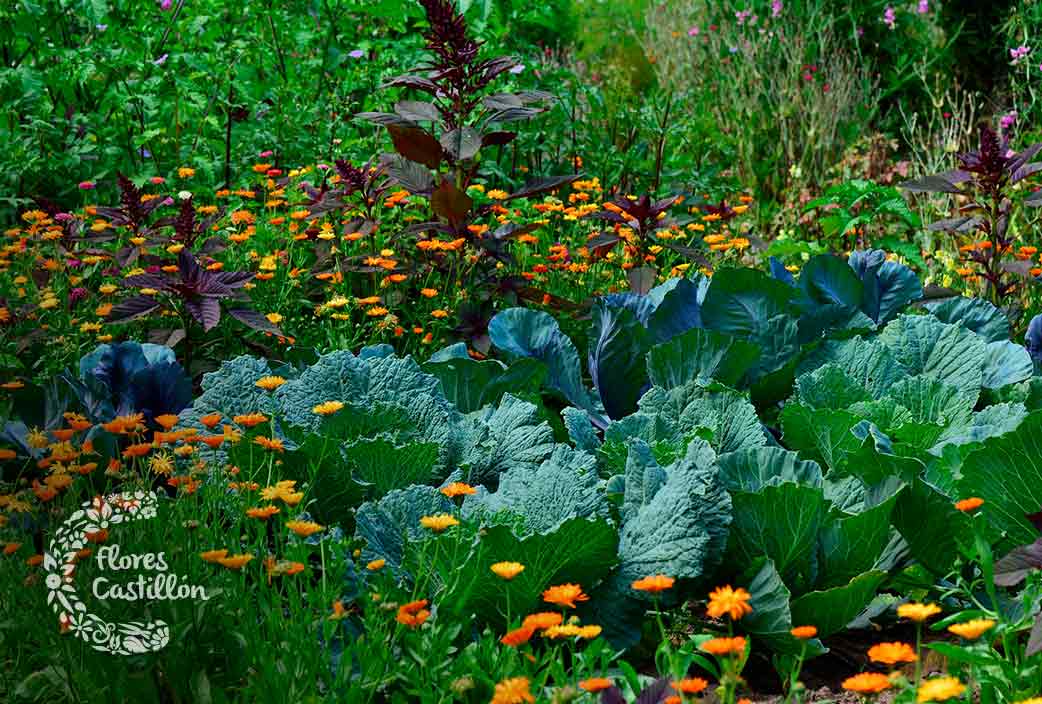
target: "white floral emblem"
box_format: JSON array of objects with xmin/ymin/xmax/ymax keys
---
[{"xmin": 44, "ymin": 491, "xmax": 169, "ymax": 655}]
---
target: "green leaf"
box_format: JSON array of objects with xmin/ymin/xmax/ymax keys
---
[
  {"xmin": 780, "ymin": 404, "xmax": 862, "ymax": 471},
  {"xmin": 343, "ymin": 438, "xmax": 440, "ymax": 496},
  {"xmin": 355, "ymin": 486, "xmax": 454, "ymax": 573},
  {"xmin": 742, "ymin": 560, "xmax": 827, "ymax": 656},
  {"xmin": 590, "ymin": 300, "xmax": 653, "ymax": 419},
  {"xmin": 893, "ymin": 478, "xmax": 973, "ymax": 574},
  {"xmin": 701, "ymin": 268, "xmax": 795, "ymax": 337},
  {"xmin": 957, "ymin": 411, "xmax": 1042, "ymax": 545},
  {"xmin": 728, "ymin": 483, "xmax": 828, "ymax": 592},
  {"xmin": 646, "ymin": 327, "xmax": 760, "ymax": 389},
  {"xmin": 459, "ymin": 394, "xmax": 556, "ymax": 486},
  {"xmin": 441, "ymin": 516, "xmax": 617, "ymax": 628},
  {"xmin": 926, "ymin": 297, "xmax": 1010, "ymax": 342},
  {"xmin": 799, "ymin": 254, "xmax": 863, "ymax": 308},
  {"xmin": 793, "ymin": 364, "xmax": 872, "ymax": 410},
  {"xmin": 878, "ymin": 315, "xmax": 987, "ymax": 399},
  {"xmin": 981, "ymin": 341, "xmax": 1034, "ymax": 389},
  {"xmin": 790, "ymin": 571, "xmax": 887, "ymax": 637},
  {"xmin": 717, "ymin": 447, "xmax": 823, "ymax": 493},
  {"xmin": 797, "ymin": 336, "xmax": 906, "ymax": 399},
  {"xmin": 819, "ymin": 496, "xmax": 900, "ymax": 589}
]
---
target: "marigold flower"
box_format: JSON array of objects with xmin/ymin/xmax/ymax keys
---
[
  {"xmin": 396, "ymin": 599, "xmax": 430, "ymax": 628},
  {"xmin": 543, "ymin": 624, "xmax": 583, "ymax": 639},
  {"xmin": 867, "ymin": 641, "xmax": 917, "ymax": 665},
  {"xmin": 148, "ymin": 452, "xmax": 175, "ymax": 476},
  {"xmin": 577, "ymin": 625, "xmax": 602, "ymax": 639},
  {"xmin": 542, "ymin": 583, "xmax": 589, "ymax": 609},
  {"xmin": 842, "ymin": 672, "xmax": 891, "ymax": 694},
  {"xmin": 440, "ymin": 481, "xmax": 477, "ymax": 498},
  {"xmin": 286, "ymin": 520, "xmax": 324, "ymax": 538},
  {"xmin": 707, "ymin": 584, "xmax": 753, "ymax": 620},
  {"xmin": 522, "ymin": 612, "xmax": 563, "ymax": 630},
  {"xmin": 329, "ymin": 600, "xmax": 349, "ymax": 620},
  {"xmin": 246, "ymin": 505, "xmax": 280, "ymax": 520},
  {"xmin": 791, "ymin": 625, "xmax": 818, "ymax": 639},
  {"xmin": 954, "ymin": 497, "xmax": 984, "ymax": 512},
  {"xmin": 154, "ymin": 414, "xmax": 180, "ymax": 430},
  {"xmin": 200, "ymin": 413, "xmax": 223, "ymax": 428},
  {"xmin": 122, "ymin": 443, "xmax": 153, "ymax": 458},
  {"xmin": 253, "ymin": 436, "xmax": 285, "ymax": 452},
  {"xmin": 491, "ymin": 561, "xmax": 525, "ymax": 580},
  {"xmin": 200, "ymin": 549, "xmax": 228, "ymax": 563},
  {"xmin": 233, "ymin": 413, "xmax": 268, "ymax": 428},
  {"xmin": 491, "ymin": 676, "xmax": 534, "ymax": 704},
  {"xmin": 632, "ymin": 574, "xmax": 675, "ymax": 592},
  {"xmin": 917, "ymin": 677, "xmax": 965, "ymax": 703},
  {"xmin": 217, "ymin": 553, "xmax": 254, "ymax": 569},
  {"xmin": 500, "ymin": 625, "xmax": 536, "ymax": 647},
  {"xmin": 312, "ymin": 400, "xmax": 345, "ymax": 416},
  {"xmin": 255, "ymin": 376, "xmax": 287, "ymax": 391},
  {"xmin": 579, "ymin": 678, "xmax": 612, "ymax": 693},
  {"xmin": 700, "ymin": 636, "xmax": 747, "ymax": 656},
  {"xmin": 947, "ymin": 618, "xmax": 995, "ymax": 640},
  {"xmin": 366, "ymin": 559, "xmax": 386, "ymax": 571},
  {"xmin": 419, "ymin": 513, "xmax": 459, "ymax": 533},
  {"xmin": 897, "ymin": 602, "xmax": 941, "ymax": 623},
  {"xmin": 672, "ymin": 678, "xmax": 709, "ymax": 694}
]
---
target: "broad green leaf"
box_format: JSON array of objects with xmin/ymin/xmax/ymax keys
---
[
  {"xmin": 981, "ymin": 341, "xmax": 1034, "ymax": 389},
  {"xmin": 647, "ymin": 327, "xmax": 760, "ymax": 389},
  {"xmin": 342, "ymin": 438, "xmax": 440, "ymax": 496},
  {"xmin": 893, "ymin": 478, "xmax": 973, "ymax": 574},
  {"xmin": 878, "ymin": 315, "xmax": 987, "ymax": 398},
  {"xmin": 728, "ymin": 483, "xmax": 828, "ymax": 592},
  {"xmin": 793, "ymin": 364, "xmax": 872, "ymax": 410},
  {"xmin": 355, "ymin": 486, "xmax": 454, "ymax": 574},
  {"xmin": 701, "ymin": 268, "xmax": 795, "ymax": 337},
  {"xmin": 780, "ymin": 404, "xmax": 862, "ymax": 470},
  {"xmin": 741, "ymin": 559, "xmax": 826, "ymax": 656},
  {"xmin": 790, "ymin": 571, "xmax": 887, "ymax": 637},
  {"xmin": 819, "ymin": 496, "xmax": 899, "ymax": 589},
  {"xmin": 926, "ymin": 297, "xmax": 1009, "ymax": 342},
  {"xmin": 589, "ymin": 300, "xmax": 653, "ymax": 419},
  {"xmin": 957, "ymin": 411, "xmax": 1042, "ymax": 545},
  {"xmin": 717, "ymin": 446, "xmax": 823, "ymax": 493}
]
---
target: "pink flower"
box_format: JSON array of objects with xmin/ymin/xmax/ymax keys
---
[
  {"xmin": 150, "ymin": 176, "xmax": 165, "ymax": 184},
  {"xmin": 771, "ymin": 0, "xmax": 783, "ymax": 18},
  {"xmin": 1011, "ymin": 45, "xmax": 1031, "ymax": 64},
  {"xmin": 78, "ymin": 181, "xmax": 95, "ymax": 190},
  {"xmin": 687, "ymin": 26, "xmax": 700, "ymax": 36},
  {"xmin": 259, "ymin": 150, "xmax": 274, "ymax": 158},
  {"xmin": 159, "ymin": 0, "xmax": 172, "ymax": 9},
  {"xmin": 883, "ymin": 6, "xmax": 896, "ymax": 30},
  {"xmin": 1001, "ymin": 111, "xmax": 1018, "ymax": 131},
  {"xmin": 917, "ymin": 0, "xmax": 929, "ymax": 13}
]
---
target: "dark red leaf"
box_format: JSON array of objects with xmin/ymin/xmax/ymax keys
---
[
  {"xmin": 108, "ymin": 296, "xmax": 163, "ymax": 323},
  {"xmin": 431, "ymin": 178, "xmax": 473, "ymax": 226},
  {"xmin": 627, "ymin": 267, "xmax": 657, "ymax": 295},
  {"xmin": 227, "ymin": 308, "xmax": 283, "ymax": 336},
  {"xmin": 387, "ymin": 124, "xmax": 443, "ymax": 169},
  {"xmin": 185, "ymin": 297, "xmax": 221, "ymax": 331},
  {"xmin": 505, "ymin": 174, "xmax": 581, "ymax": 201},
  {"xmin": 994, "ymin": 538, "xmax": 1042, "ymax": 586}
]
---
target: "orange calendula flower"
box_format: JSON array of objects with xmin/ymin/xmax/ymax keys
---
[
  {"xmin": 217, "ymin": 553, "xmax": 254, "ymax": 569},
  {"xmin": 954, "ymin": 497, "xmax": 984, "ymax": 512},
  {"xmin": 707, "ymin": 584, "xmax": 753, "ymax": 620},
  {"xmin": 312, "ymin": 401, "xmax": 345, "ymax": 416},
  {"xmin": 917, "ymin": 677, "xmax": 965, "ymax": 703},
  {"xmin": 440, "ymin": 481, "xmax": 477, "ymax": 498},
  {"xmin": 26, "ymin": 554, "xmax": 44, "ymax": 567},
  {"xmin": 632, "ymin": 574, "xmax": 675, "ymax": 592},
  {"xmin": 842, "ymin": 673, "xmax": 891, "ymax": 694},
  {"xmin": 579, "ymin": 678, "xmax": 612, "ymax": 693},
  {"xmin": 285, "ymin": 520, "xmax": 324, "ymax": 538},
  {"xmin": 200, "ymin": 549, "xmax": 229, "ymax": 563},
  {"xmin": 542, "ymin": 583, "xmax": 589, "ymax": 609},
  {"xmin": 490, "ymin": 561, "xmax": 525, "ymax": 580},
  {"xmin": 255, "ymin": 376, "xmax": 287, "ymax": 391},
  {"xmin": 233, "ymin": 413, "xmax": 269, "ymax": 428},
  {"xmin": 366, "ymin": 559, "xmax": 386, "ymax": 571},
  {"xmin": 491, "ymin": 677, "xmax": 534, "ymax": 704},
  {"xmin": 122, "ymin": 443, "xmax": 153, "ymax": 458},
  {"xmin": 948, "ymin": 618, "xmax": 995, "ymax": 640},
  {"xmin": 522, "ymin": 612, "xmax": 563, "ymax": 630},
  {"xmin": 154, "ymin": 414, "xmax": 180, "ymax": 430},
  {"xmin": 543, "ymin": 623, "xmax": 583, "ymax": 639},
  {"xmin": 868, "ymin": 641, "xmax": 917, "ymax": 664},
  {"xmin": 396, "ymin": 599, "xmax": 430, "ymax": 628},
  {"xmin": 577, "ymin": 625, "xmax": 602, "ymax": 639},
  {"xmin": 329, "ymin": 600, "xmax": 349, "ymax": 620},
  {"xmin": 500, "ymin": 625, "xmax": 536, "ymax": 647},
  {"xmin": 246, "ymin": 505, "xmax": 280, "ymax": 520},
  {"xmin": 897, "ymin": 602, "xmax": 941, "ymax": 623},
  {"xmin": 3, "ymin": 542, "xmax": 22, "ymax": 555},
  {"xmin": 419, "ymin": 514, "xmax": 459, "ymax": 533},
  {"xmin": 0, "ymin": 448, "xmax": 16, "ymax": 460},
  {"xmin": 200, "ymin": 413, "xmax": 223, "ymax": 429},
  {"xmin": 253, "ymin": 436, "xmax": 285, "ymax": 452},
  {"xmin": 791, "ymin": 625, "xmax": 818, "ymax": 639},
  {"xmin": 672, "ymin": 678, "xmax": 709, "ymax": 694},
  {"xmin": 700, "ymin": 636, "xmax": 747, "ymax": 656}
]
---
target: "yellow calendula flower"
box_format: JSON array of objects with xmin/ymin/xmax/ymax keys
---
[
  {"xmin": 312, "ymin": 401, "xmax": 344, "ymax": 416},
  {"xmin": 947, "ymin": 618, "xmax": 995, "ymax": 640},
  {"xmin": 490, "ymin": 561, "xmax": 525, "ymax": 580},
  {"xmin": 897, "ymin": 602, "xmax": 942, "ymax": 623},
  {"xmin": 419, "ymin": 514, "xmax": 459, "ymax": 533},
  {"xmin": 285, "ymin": 520, "xmax": 324, "ymax": 538},
  {"xmin": 917, "ymin": 677, "xmax": 965, "ymax": 703},
  {"xmin": 255, "ymin": 375, "xmax": 287, "ymax": 391}
]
